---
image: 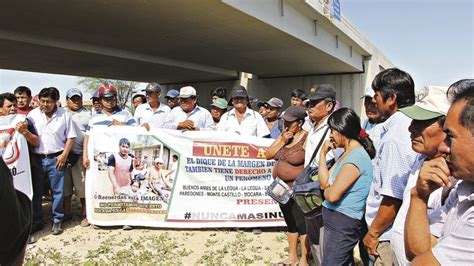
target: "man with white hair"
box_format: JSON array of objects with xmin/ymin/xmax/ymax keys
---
[{"xmin": 162, "ymin": 86, "xmax": 213, "ymax": 131}]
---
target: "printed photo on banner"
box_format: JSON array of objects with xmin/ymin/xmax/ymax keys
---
[{"xmin": 87, "ymin": 130, "xmax": 178, "ymax": 225}]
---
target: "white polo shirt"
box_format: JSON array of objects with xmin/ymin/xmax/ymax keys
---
[
  {"xmin": 216, "ymin": 108, "xmax": 270, "ymax": 137},
  {"xmin": 27, "ymin": 107, "xmax": 77, "ymax": 154},
  {"xmin": 162, "ymin": 105, "xmax": 214, "ymax": 131},
  {"xmin": 134, "ymin": 102, "xmax": 170, "ymax": 129}
]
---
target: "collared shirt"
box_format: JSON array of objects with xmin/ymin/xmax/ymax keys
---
[
  {"xmin": 362, "ymin": 119, "xmax": 383, "ymax": 150},
  {"xmin": 162, "ymin": 105, "xmax": 214, "ymax": 131},
  {"xmin": 133, "ymin": 102, "xmax": 170, "ymax": 129},
  {"xmin": 304, "ymin": 117, "xmax": 334, "ymax": 167},
  {"xmin": 430, "ymin": 181, "xmax": 474, "ymax": 265},
  {"xmin": 216, "ymin": 108, "xmax": 269, "ymax": 137},
  {"xmin": 27, "ymin": 107, "xmax": 77, "ymax": 154},
  {"xmin": 86, "ymin": 107, "xmax": 136, "ymax": 134},
  {"xmin": 265, "ymin": 118, "xmax": 282, "ymax": 139},
  {"xmin": 390, "ymin": 154, "xmax": 444, "ymax": 265},
  {"xmin": 365, "ymin": 111, "xmax": 419, "ymax": 241},
  {"xmin": 65, "ymin": 107, "xmax": 91, "ymax": 154}
]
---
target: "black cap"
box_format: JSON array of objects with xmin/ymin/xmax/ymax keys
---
[
  {"xmin": 142, "ymin": 83, "xmax": 162, "ymax": 93},
  {"xmin": 229, "ymin": 85, "xmax": 248, "ymax": 99},
  {"xmin": 307, "ymin": 84, "xmax": 336, "ymax": 101},
  {"xmin": 282, "ymin": 106, "xmax": 307, "ymax": 122}
]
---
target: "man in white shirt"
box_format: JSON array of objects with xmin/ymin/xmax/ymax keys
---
[
  {"xmin": 134, "ymin": 83, "xmax": 170, "ymax": 130},
  {"xmin": 27, "ymin": 87, "xmax": 77, "ymax": 235},
  {"xmin": 217, "ymin": 85, "xmax": 269, "ymax": 137},
  {"xmin": 301, "ymin": 84, "xmax": 337, "ymax": 264},
  {"xmin": 162, "ymin": 86, "xmax": 213, "ymax": 131},
  {"xmin": 390, "ymin": 85, "xmax": 450, "ymax": 265},
  {"xmin": 363, "ymin": 68, "xmax": 418, "ymax": 265},
  {"xmin": 405, "ymin": 79, "xmax": 474, "ymax": 265}
]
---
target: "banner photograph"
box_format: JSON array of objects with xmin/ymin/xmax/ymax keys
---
[
  {"xmin": 0, "ymin": 114, "xmax": 33, "ymax": 200},
  {"xmin": 86, "ymin": 126, "xmax": 285, "ymax": 228}
]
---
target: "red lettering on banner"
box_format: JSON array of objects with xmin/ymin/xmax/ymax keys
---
[{"xmin": 193, "ymin": 141, "xmax": 267, "ymax": 159}]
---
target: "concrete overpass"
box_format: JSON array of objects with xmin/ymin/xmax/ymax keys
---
[{"xmin": 0, "ymin": 0, "xmax": 393, "ymax": 110}]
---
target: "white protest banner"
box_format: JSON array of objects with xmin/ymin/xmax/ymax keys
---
[
  {"xmin": 86, "ymin": 126, "xmax": 286, "ymax": 228},
  {"xmin": 0, "ymin": 114, "xmax": 33, "ymax": 200}
]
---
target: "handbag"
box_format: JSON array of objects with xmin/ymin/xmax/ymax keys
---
[
  {"xmin": 293, "ymin": 127, "xmax": 330, "ymax": 216},
  {"xmin": 266, "ymin": 177, "xmax": 294, "ymax": 205}
]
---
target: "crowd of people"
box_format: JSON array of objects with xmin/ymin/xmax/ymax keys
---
[{"xmin": 1, "ymin": 68, "xmax": 473, "ymax": 265}]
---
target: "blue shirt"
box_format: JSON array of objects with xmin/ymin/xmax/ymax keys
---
[
  {"xmin": 266, "ymin": 118, "xmax": 282, "ymax": 139},
  {"xmin": 323, "ymin": 147, "xmax": 373, "ymax": 220}
]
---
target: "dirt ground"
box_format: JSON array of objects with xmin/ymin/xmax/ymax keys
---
[
  {"xmin": 25, "ymin": 197, "xmax": 289, "ymax": 265},
  {"xmin": 25, "ymin": 197, "xmax": 363, "ymax": 265}
]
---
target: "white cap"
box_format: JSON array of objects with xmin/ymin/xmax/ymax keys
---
[
  {"xmin": 154, "ymin": 158, "xmax": 164, "ymax": 164},
  {"xmin": 399, "ymin": 86, "xmax": 450, "ymax": 120},
  {"xmin": 360, "ymin": 87, "xmax": 375, "ymax": 99},
  {"xmin": 178, "ymin": 86, "xmax": 197, "ymax": 98}
]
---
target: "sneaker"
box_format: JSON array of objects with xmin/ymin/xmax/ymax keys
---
[
  {"xmin": 122, "ymin": 225, "xmax": 133, "ymax": 230},
  {"xmin": 51, "ymin": 222, "xmax": 63, "ymax": 235},
  {"xmin": 252, "ymin": 228, "xmax": 262, "ymax": 235},
  {"xmin": 80, "ymin": 217, "xmax": 90, "ymax": 227},
  {"xmin": 31, "ymin": 223, "xmax": 44, "ymax": 234}
]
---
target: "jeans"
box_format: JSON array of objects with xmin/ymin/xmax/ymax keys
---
[
  {"xmin": 322, "ymin": 207, "xmax": 362, "ymax": 266},
  {"xmin": 32, "ymin": 156, "xmax": 65, "ymax": 224},
  {"xmin": 305, "ymin": 208, "xmax": 324, "ymax": 265}
]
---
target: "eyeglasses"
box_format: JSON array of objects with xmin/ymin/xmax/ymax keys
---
[{"xmin": 120, "ymin": 145, "xmax": 129, "ymax": 148}]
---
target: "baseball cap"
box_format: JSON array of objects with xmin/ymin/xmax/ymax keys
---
[
  {"xmin": 154, "ymin": 157, "xmax": 164, "ymax": 164},
  {"xmin": 264, "ymin": 97, "xmax": 283, "ymax": 109},
  {"xmin": 307, "ymin": 84, "xmax": 336, "ymax": 101},
  {"xmin": 165, "ymin": 89, "xmax": 179, "ymax": 99},
  {"xmin": 229, "ymin": 85, "xmax": 248, "ymax": 99},
  {"xmin": 399, "ymin": 86, "xmax": 450, "ymax": 120},
  {"xmin": 143, "ymin": 83, "xmax": 162, "ymax": 93},
  {"xmin": 257, "ymin": 101, "xmax": 266, "ymax": 109},
  {"xmin": 360, "ymin": 87, "xmax": 375, "ymax": 99},
  {"xmin": 178, "ymin": 86, "xmax": 197, "ymax": 98},
  {"xmin": 282, "ymin": 106, "xmax": 307, "ymax": 122},
  {"xmin": 98, "ymin": 84, "xmax": 117, "ymax": 98},
  {"xmin": 90, "ymin": 90, "xmax": 100, "ymax": 100},
  {"xmin": 211, "ymin": 98, "xmax": 228, "ymax": 110},
  {"xmin": 66, "ymin": 88, "xmax": 82, "ymax": 99}
]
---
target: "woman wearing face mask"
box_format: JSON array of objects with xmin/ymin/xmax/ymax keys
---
[
  {"xmin": 318, "ymin": 108, "xmax": 375, "ymax": 265},
  {"xmin": 266, "ymin": 106, "xmax": 309, "ymax": 266}
]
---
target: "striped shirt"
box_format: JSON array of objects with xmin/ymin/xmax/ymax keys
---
[{"xmin": 86, "ymin": 107, "xmax": 136, "ymax": 134}]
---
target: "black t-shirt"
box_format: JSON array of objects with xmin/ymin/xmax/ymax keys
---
[{"xmin": 0, "ymin": 159, "xmax": 32, "ymax": 265}]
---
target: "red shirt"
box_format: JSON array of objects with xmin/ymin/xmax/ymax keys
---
[{"xmin": 16, "ymin": 107, "xmax": 34, "ymax": 115}]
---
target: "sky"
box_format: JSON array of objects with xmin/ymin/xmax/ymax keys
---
[
  {"xmin": 0, "ymin": 0, "xmax": 472, "ymax": 97},
  {"xmin": 342, "ymin": 0, "xmax": 473, "ymax": 88}
]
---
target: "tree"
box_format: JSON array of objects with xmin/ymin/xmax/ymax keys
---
[{"xmin": 77, "ymin": 77, "xmax": 140, "ymax": 109}]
